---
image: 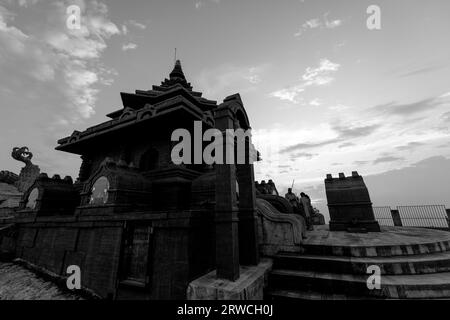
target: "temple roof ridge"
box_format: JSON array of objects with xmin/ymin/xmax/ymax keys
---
[{"xmin": 160, "ymin": 59, "xmax": 193, "ymax": 91}]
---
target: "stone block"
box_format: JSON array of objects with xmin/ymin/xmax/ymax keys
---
[{"xmin": 187, "ymin": 259, "xmax": 273, "ymax": 300}]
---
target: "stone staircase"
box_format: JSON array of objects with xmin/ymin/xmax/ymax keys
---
[{"xmin": 267, "ymin": 226, "xmax": 450, "ymax": 300}]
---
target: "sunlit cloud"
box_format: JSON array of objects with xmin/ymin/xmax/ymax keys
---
[
  {"xmin": 122, "ymin": 42, "xmax": 138, "ymax": 51},
  {"xmin": 294, "ymin": 13, "xmax": 343, "ymax": 36},
  {"xmin": 270, "ymin": 59, "xmax": 340, "ymax": 103},
  {"xmin": 0, "ymin": 1, "xmax": 120, "ymax": 122}
]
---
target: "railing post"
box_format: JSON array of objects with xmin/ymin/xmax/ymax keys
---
[
  {"xmin": 446, "ymin": 209, "xmax": 450, "ymax": 228},
  {"xmin": 391, "ymin": 209, "xmax": 403, "ymax": 227}
]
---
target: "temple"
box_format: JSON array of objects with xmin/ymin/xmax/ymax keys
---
[
  {"xmin": 1, "ymin": 60, "xmax": 450, "ymax": 300},
  {"xmin": 0, "ymin": 60, "xmax": 305, "ymax": 299}
]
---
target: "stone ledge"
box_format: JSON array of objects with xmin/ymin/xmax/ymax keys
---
[{"xmin": 187, "ymin": 259, "xmax": 273, "ymax": 300}]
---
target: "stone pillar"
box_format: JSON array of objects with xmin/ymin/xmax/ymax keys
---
[
  {"xmin": 326, "ymin": 172, "xmax": 380, "ymax": 232},
  {"xmin": 214, "ymin": 106, "xmax": 240, "ymax": 281},
  {"xmin": 236, "ymin": 163, "xmax": 259, "ymax": 266},
  {"xmin": 78, "ymin": 155, "xmax": 92, "ymax": 182}
]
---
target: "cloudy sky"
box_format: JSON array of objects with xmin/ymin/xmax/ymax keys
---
[{"xmin": 0, "ymin": 0, "xmax": 449, "ymax": 220}]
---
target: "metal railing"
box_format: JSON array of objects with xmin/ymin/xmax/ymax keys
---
[
  {"xmin": 373, "ymin": 206, "xmax": 395, "ymax": 226},
  {"xmin": 373, "ymin": 205, "xmax": 450, "ymax": 229}
]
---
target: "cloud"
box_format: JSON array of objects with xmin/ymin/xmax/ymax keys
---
[
  {"xmin": 333, "ymin": 123, "xmax": 380, "ymax": 140},
  {"xmin": 289, "ymin": 152, "xmax": 318, "ymax": 160},
  {"xmin": 281, "ymin": 156, "xmax": 450, "ymax": 222},
  {"xmin": 270, "ymin": 59, "xmax": 340, "ymax": 103},
  {"xmin": 441, "ymin": 111, "xmax": 450, "ymax": 122},
  {"xmin": 338, "ymin": 142, "xmax": 355, "ymax": 149},
  {"xmin": 127, "ymin": 20, "xmax": 147, "ymax": 30},
  {"xmin": 3, "ymin": 0, "xmax": 40, "ymax": 7},
  {"xmin": 0, "ymin": 1, "xmax": 120, "ymax": 122},
  {"xmin": 373, "ymin": 155, "xmax": 405, "ymax": 165},
  {"xmin": 397, "ymin": 65, "xmax": 442, "ymax": 78},
  {"xmin": 243, "ymin": 67, "xmax": 262, "ymax": 84},
  {"xmin": 270, "ymin": 85, "xmax": 304, "ymax": 103},
  {"xmin": 353, "ymin": 160, "xmax": 370, "ymax": 166},
  {"xmin": 294, "ymin": 13, "xmax": 342, "ymax": 37},
  {"xmin": 395, "ymin": 142, "xmax": 426, "ymax": 151},
  {"xmin": 280, "ymin": 123, "xmax": 380, "ymax": 153},
  {"xmin": 194, "ymin": 64, "xmax": 267, "ymax": 99},
  {"xmin": 302, "ymin": 59, "xmax": 340, "ymax": 85},
  {"xmin": 309, "ymin": 99, "xmax": 321, "ymax": 106},
  {"xmin": 195, "ymin": 0, "xmax": 220, "ymax": 9},
  {"xmin": 373, "ymin": 94, "xmax": 449, "ymax": 117},
  {"xmin": 329, "ymin": 104, "xmax": 350, "ymax": 112},
  {"xmin": 365, "ymin": 156, "xmax": 450, "ymax": 207},
  {"xmin": 122, "ymin": 42, "xmax": 137, "ymax": 51},
  {"xmin": 121, "ymin": 24, "xmax": 128, "ymax": 35}
]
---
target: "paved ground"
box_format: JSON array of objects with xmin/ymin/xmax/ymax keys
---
[
  {"xmin": 304, "ymin": 225, "xmax": 450, "ymax": 247},
  {"xmin": 0, "ymin": 263, "xmax": 82, "ymax": 300}
]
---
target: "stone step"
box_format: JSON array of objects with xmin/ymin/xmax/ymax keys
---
[
  {"xmin": 301, "ymin": 226, "xmax": 450, "ymax": 258},
  {"xmin": 302, "ymin": 240, "xmax": 450, "ymax": 258},
  {"xmin": 269, "ymin": 269, "xmax": 450, "ymax": 299},
  {"xmin": 268, "ymin": 289, "xmax": 449, "ymax": 300},
  {"xmin": 268, "ymin": 289, "xmax": 374, "ymax": 300},
  {"xmin": 274, "ymin": 251, "xmax": 450, "ymax": 275}
]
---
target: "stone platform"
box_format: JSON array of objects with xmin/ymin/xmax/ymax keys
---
[
  {"xmin": 187, "ymin": 259, "xmax": 273, "ymax": 300},
  {"xmin": 302, "ymin": 225, "xmax": 450, "ymax": 257},
  {"xmin": 268, "ymin": 225, "xmax": 450, "ymax": 300}
]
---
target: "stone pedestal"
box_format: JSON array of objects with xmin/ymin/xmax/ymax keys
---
[
  {"xmin": 15, "ymin": 164, "xmax": 40, "ymax": 193},
  {"xmin": 325, "ymin": 172, "xmax": 380, "ymax": 233},
  {"xmin": 187, "ymin": 259, "xmax": 272, "ymax": 300}
]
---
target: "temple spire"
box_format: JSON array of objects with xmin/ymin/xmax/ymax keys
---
[
  {"xmin": 160, "ymin": 59, "xmax": 193, "ymax": 90},
  {"xmin": 169, "ymin": 59, "xmax": 186, "ymax": 81}
]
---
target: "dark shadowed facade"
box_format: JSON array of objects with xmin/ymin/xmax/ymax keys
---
[
  {"xmin": 3, "ymin": 61, "xmax": 449, "ymax": 301},
  {"xmin": 0, "ymin": 61, "xmax": 305, "ymax": 299}
]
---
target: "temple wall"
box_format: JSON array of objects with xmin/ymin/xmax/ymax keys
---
[
  {"xmin": 2, "ymin": 210, "xmax": 216, "ymax": 300},
  {"xmin": 14, "ymin": 222, "xmax": 123, "ymax": 297}
]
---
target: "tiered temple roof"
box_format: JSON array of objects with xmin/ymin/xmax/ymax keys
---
[{"xmin": 57, "ymin": 60, "xmax": 218, "ymax": 154}]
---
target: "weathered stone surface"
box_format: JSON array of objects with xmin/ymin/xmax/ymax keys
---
[
  {"xmin": 302, "ymin": 225, "xmax": 450, "ymax": 257},
  {"xmin": 0, "ymin": 262, "xmax": 83, "ymax": 300},
  {"xmin": 325, "ymin": 172, "xmax": 380, "ymax": 232},
  {"xmin": 0, "ymin": 171, "xmax": 19, "ymax": 185},
  {"xmin": 268, "ymin": 225, "xmax": 450, "ymax": 300},
  {"xmin": 187, "ymin": 259, "xmax": 273, "ymax": 300},
  {"xmin": 15, "ymin": 164, "xmax": 40, "ymax": 193},
  {"xmin": 256, "ymin": 199, "xmax": 305, "ymax": 256},
  {"xmin": 0, "ymin": 183, "xmax": 22, "ymax": 209}
]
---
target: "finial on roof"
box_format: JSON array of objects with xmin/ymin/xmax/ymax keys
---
[
  {"xmin": 159, "ymin": 58, "xmax": 193, "ymax": 90},
  {"xmin": 169, "ymin": 59, "xmax": 186, "ymax": 81}
]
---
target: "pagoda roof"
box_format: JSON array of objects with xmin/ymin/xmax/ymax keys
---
[
  {"xmin": 106, "ymin": 83, "xmax": 217, "ymax": 120},
  {"xmin": 56, "ymin": 60, "xmax": 217, "ymax": 155}
]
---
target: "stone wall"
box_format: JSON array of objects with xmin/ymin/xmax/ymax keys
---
[
  {"xmin": 1, "ymin": 209, "xmax": 216, "ymax": 300},
  {"xmin": 14, "ymin": 221, "xmax": 123, "ymax": 297},
  {"xmin": 0, "ymin": 262, "xmax": 84, "ymax": 300}
]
